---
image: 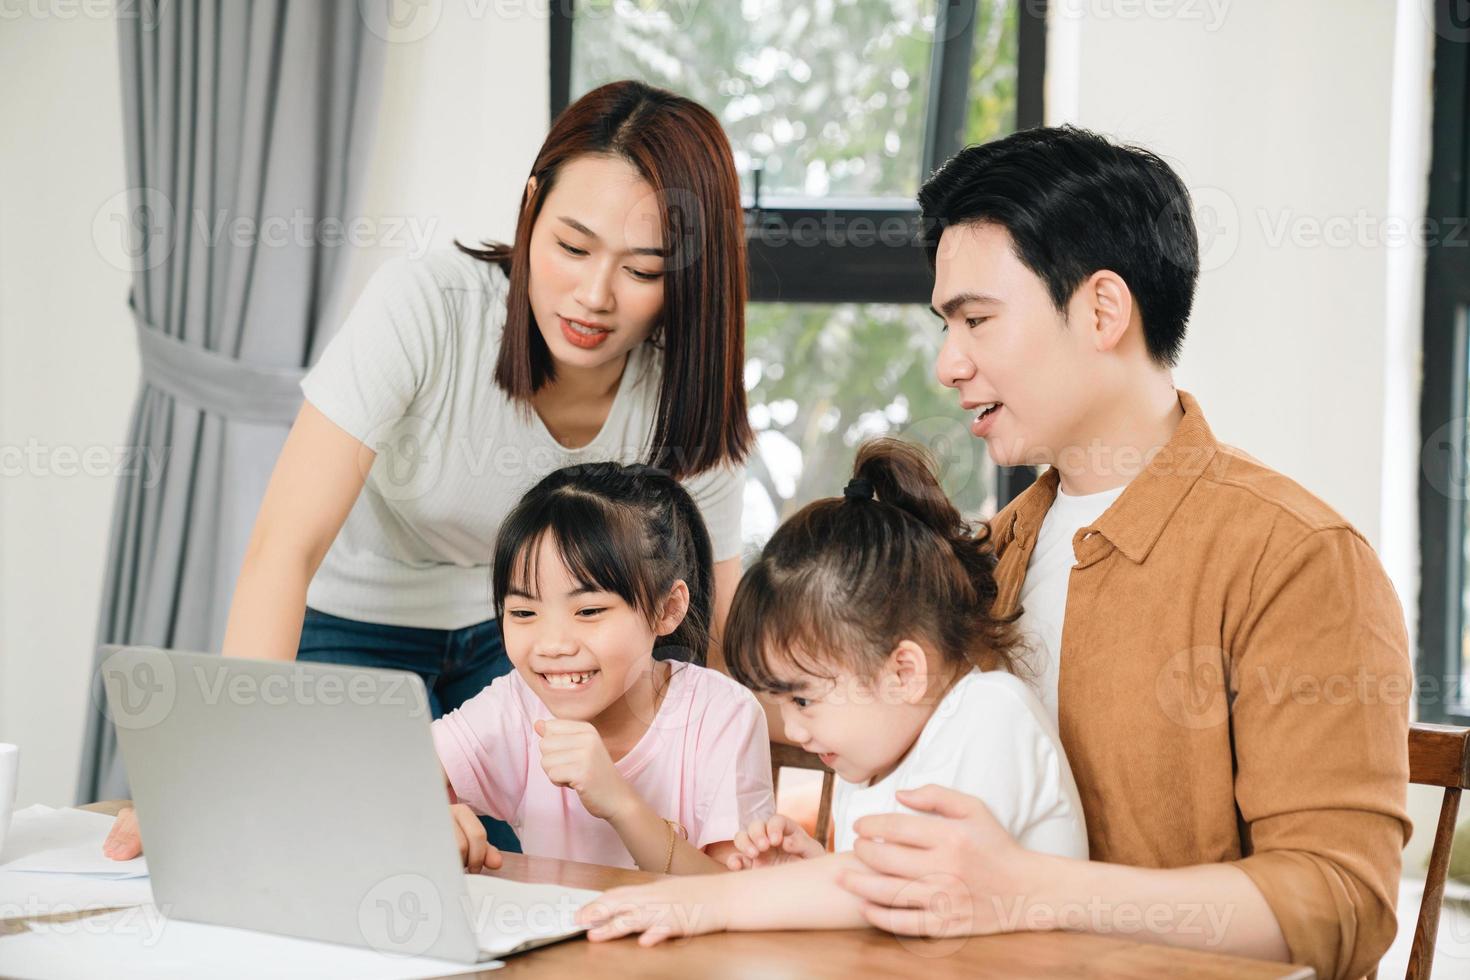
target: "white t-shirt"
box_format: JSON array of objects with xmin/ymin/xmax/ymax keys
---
[
  {"xmin": 299, "ymin": 249, "xmax": 746, "ymax": 630},
  {"xmin": 831, "ymin": 670, "xmax": 1088, "ymax": 859},
  {"xmin": 1015, "ymin": 483, "xmax": 1127, "ymax": 720}
]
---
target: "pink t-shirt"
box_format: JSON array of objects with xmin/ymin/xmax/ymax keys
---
[{"xmin": 431, "ymin": 661, "xmax": 775, "ymax": 868}]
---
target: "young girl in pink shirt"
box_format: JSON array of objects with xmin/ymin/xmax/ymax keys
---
[{"xmin": 432, "ymin": 461, "xmax": 774, "ymax": 873}]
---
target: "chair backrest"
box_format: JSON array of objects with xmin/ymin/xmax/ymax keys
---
[
  {"xmin": 1405, "ymin": 722, "xmax": 1470, "ymax": 980},
  {"xmin": 770, "ymin": 743, "xmax": 836, "ymax": 848}
]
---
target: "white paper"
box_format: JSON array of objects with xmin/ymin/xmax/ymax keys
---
[
  {"xmin": 462, "ymin": 874, "xmax": 599, "ymax": 957},
  {"xmin": 0, "ymin": 807, "xmax": 148, "ymax": 879},
  {"xmin": 0, "ymin": 906, "xmax": 502, "ymax": 980}
]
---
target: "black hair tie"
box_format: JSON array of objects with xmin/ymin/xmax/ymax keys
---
[{"xmin": 843, "ymin": 477, "xmax": 875, "ymax": 501}]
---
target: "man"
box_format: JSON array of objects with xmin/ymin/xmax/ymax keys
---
[{"xmin": 838, "ymin": 127, "xmax": 1410, "ymax": 980}]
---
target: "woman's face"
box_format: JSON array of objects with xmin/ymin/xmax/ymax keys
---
[{"xmin": 526, "ymin": 153, "xmax": 669, "ymax": 373}]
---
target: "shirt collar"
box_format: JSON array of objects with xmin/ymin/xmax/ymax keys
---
[{"xmin": 1000, "ymin": 389, "xmax": 1221, "ymax": 565}]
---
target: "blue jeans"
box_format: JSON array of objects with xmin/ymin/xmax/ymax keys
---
[{"xmin": 297, "ymin": 607, "xmax": 521, "ymax": 854}]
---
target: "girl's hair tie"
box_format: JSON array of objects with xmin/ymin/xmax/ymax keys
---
[{"xmin": 843, "ymin": 477, "xmax": 875, "ymax": 501}]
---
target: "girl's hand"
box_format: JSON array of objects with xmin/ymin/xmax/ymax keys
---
[
  {"xmin": 450, "ymin": 803, "xmax": 503, "ymax": 873},
  {"xmin": 577, "ymin": 875, "xmax": 731, "ymax": 946},
  {"xmin": 726, "ymin": 814, "xmax": 825, "ymax": 869},
  {"xmin": 534, "ymin": 718, "xmax": 636, "ymax": 820}
]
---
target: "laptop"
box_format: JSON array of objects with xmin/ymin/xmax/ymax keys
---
[{"xmin": 100, "ymin": 645, "xmax": 597, "ymax": 964}]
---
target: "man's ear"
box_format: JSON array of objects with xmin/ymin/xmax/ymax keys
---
[
  {"xmin": 882, "ymin": 640, "xmax": 931, "ymax": 705},
  {"xmin": 654, "ymin": 580, "xmax": 691, "ymax": 637},
  {"xmin": 1083, "ymin": 269, "xmax": 1135, "ymax": 354}
]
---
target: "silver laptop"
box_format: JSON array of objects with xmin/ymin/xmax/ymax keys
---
[{"xmin": 101, "ymin": 646, "xmax": 595, "ymax": 964}]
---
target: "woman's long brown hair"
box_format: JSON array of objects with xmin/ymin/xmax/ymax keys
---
[{"xmin": 457, "ymin": 80, "xmax": 752, "ymax": 481}]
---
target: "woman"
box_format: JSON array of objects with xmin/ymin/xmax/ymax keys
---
[{"xmin": 103, "ymin": 80, "xmax": 753, "ymax": 858}]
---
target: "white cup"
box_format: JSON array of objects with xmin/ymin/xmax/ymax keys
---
[{"xmin": 0, "ymin": 743, "xmax": 18, "ymax": 858}]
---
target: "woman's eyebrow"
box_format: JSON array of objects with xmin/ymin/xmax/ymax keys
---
[{"xmin": 556, "ymin": 215, "xmax": 666, "ymax": 257}]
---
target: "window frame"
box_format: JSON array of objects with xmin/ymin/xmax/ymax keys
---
[
  {"xmin": 1418, "ymin": 1, "xmax": 1470, "ymax": 725},
  {"xmin": 550, "ymin": 0, "xmax": 1045, "ymax": 505}
]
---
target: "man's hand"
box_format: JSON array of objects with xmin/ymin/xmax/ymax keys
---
[
  {"xmin": 837, "ymin": 784, "xmax": 1038, "ymax": 937},
  {"xmin": 534, "ymin": 718, "xmax": 636, "ymax": 820},
  {"xmin": 450, "ymin": 803, "xmax": 503, "ymax": 873}
]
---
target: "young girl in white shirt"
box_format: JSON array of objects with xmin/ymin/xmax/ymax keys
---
[{"xmin": 577, "ymin": 438, "xmax": 1088, "ymax": 943}]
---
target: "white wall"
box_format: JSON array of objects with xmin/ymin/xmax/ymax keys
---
[
  {"xmin": 0, "ymin": 3, "xmax": 548, "ymax": 809},
  {"xmin": 0, "ymin": 12, "xmax": 137, "ymax": 810}
]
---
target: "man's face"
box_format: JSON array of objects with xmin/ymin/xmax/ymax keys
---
[{"xmin": 931, "ymin": 222, "xmax": 1098, "ymax": 468}]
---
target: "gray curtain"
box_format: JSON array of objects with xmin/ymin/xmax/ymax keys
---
[{"xmin": 76, "ymin": 1, "xmax": 388, "ymax": 803}]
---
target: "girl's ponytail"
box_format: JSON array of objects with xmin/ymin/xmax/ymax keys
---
[
  {"xmin": 852, "ymin": 439, "xmax": 1007, "ymax": 648},
  {"xmin": 724, "ymin": 437, "xmax": 1022, "ymax": 693}
]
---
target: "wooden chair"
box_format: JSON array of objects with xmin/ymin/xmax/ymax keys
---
[
  {"xmin": 1405, "ymin": 721, "xmax": 1470, "ymax": 980},
  {"xmin": 771, "ymin": 743, "xmax": 836, "ymax": 847}
]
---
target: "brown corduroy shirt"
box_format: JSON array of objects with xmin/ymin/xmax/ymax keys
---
[{"xmin": 989, "ymin": 391, "xmax": 1411, "ymax": 980}]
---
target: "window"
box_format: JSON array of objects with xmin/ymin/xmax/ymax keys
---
[
  {"xmin": 553, "ymin": 0, "xmax": 1045, "ymax": 543},
  {"xmin": 1418, "ymin": 3, "xmax": 1470, "ymax": 724}
]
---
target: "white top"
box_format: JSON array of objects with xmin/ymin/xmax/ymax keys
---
[
  {"xmin": 299, "ymin": 250, "xmax": 746, "ymax": 630},
  {"xmin": 1015, "ymin": 483, "xmax": 1127, "ymax": 719},
  {"xmin": 831, "ymin": 670, "xmax": 1088, "ymax": 859}
]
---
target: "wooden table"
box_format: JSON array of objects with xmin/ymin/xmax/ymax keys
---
[{"xmin": 0, "ymin": 801, "xmax": 1314, "ymax": 978}]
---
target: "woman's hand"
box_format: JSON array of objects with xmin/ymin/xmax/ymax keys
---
[
  {"xmin": 725, "ymin": 814, "xmax": 824, "ymax": 870},
  {"xmin": 577, "ymin": 874, "xmax": 732, "ymax": 946},
  {"xmin": 534, "ymin": 718, "xmax": 636, "ymax": 820},
  {"xmin": 102, "ymin": 806, "xmax": 142, "ymax": 860}
]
